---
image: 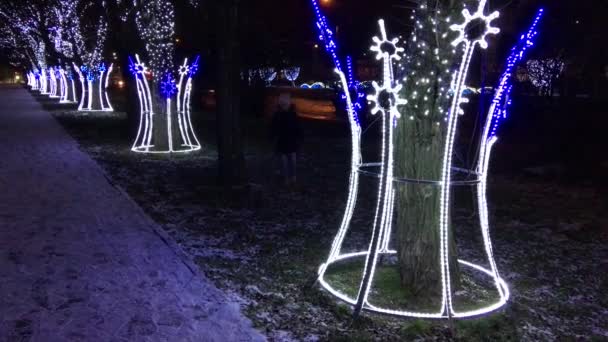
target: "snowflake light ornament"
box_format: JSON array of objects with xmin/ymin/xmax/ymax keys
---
[
  {"xmin": 160, "ymin": 73, "xmax": 177, "ymax": 98},
  {"xmin": 129, "ymin": 57, "xmax": 148, "ymax": 77},
  {"xmin": 367, "ymin": 81, "xmax": 407, "ymax": 119},
  {"xmin": 450, "ymin": 0, "xmax": 500, "ymax": 49},
  {"xmin": 370, "ymin": 19, "xmax": 405, "ymax": 61},
  {"xmin": 178, "ymin": 62, "xmax": 190, "ymax": 77},
  {"xmin": 367, "ymin": 19, "xmax": 407, "ymax": 119}
]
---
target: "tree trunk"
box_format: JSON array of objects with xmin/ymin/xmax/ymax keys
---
[
  {"xmin": 394, "ymin": 0, "xmax": 468, "ymax": 298},
  {"xmin": 216, "ymin": 0, "xmax": 246, "ymax": 186}
]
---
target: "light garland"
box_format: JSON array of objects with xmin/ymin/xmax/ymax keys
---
[
  {"xmin": 135, "ymin": 0, "xmax": 175, "ymax": 81},
  {"xmin": 0, "ymin": 2, "xmax": 48, "ymax": 73},
  {"xmin": 318, "ymin": 0, "xmax": 513, "ymax": 320},
  {"xmin": 310, "ymin": 0, "xmax": 363, "ymax": 126},
  {"xmin": 526, "ymin": 58, "xmax": 564, "ymax": 95},
  {"xmin": 130, "ymin": 54, "xmax": 201, "ymax": 154}
]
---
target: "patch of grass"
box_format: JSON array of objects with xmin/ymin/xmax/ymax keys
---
[
  {"xmin": 399, "ymin": 319, "xmax": 434, "ymax": 339},
  {"xmin": 455, "ymin": 314, "xmax": 518, "ymax": 341},
  {"xmin": 324, "ymin": 256, "xmax": 502, "ymax": 315}
]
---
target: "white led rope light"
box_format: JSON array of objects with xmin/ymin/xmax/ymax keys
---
[
  {"xmin": 103, "ymin": 64, "xmax": 114, "ymax": 111},
  {"xmin": 69, "ymin": 73, "xmax": 77, "ymax": 103},
  {"xmin": 58, "ymin": 67, "xmax": 70, "ymax": 103},
  {"xmin": 26, "ymin": 72, "xmax": 33, "ymax": 88},
  {"xmin": 39, "ymin": 68, "xmax": 48, "ymax": 94},
  {"xmin": 48, "ymin": 67, "xmax": 59, "ymax": 98},
  {"xmin": 73, "ymin": 63, "xmax": 86, "ymax": 111},
  {"xmin": 311, "ymin": 0, "xmax": 367, "ymax": 285},
  {"xmin": 439, "ymin": 0, "xmax": 500, "ymax": 317},
  {"xmin": 318, "ymin": 1, "xmax": 511, "ymax": 319},
  {"xmin": 354, "ymin": 19, "xmax": 406, "ymax": 316},
  {"xmin": 130, "ymin": 54, "xmax": 201, "ymax": 154},
  {"xmin": 31, "ymin": 72, "xmax": 38, "ymax": 90}
]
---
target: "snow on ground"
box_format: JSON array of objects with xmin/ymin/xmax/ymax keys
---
[
  {"xmin": 47, "ymin": 90, "xmax": 608, "ymax": 341},
  {"xmin": 0, "ymin": 86, "xmax": 264, "ymax": 342}
]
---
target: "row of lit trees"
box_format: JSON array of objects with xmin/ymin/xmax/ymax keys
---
[
  {"xmin": 0, "ymin": 0, "xmax": 248, "ymax": 184},
  {"xmin": 0, "ymin": 0, "xmax": 108, "ymax": 78}
]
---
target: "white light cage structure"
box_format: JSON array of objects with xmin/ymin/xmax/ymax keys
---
[
  {"xmin": 39, "ymin": 68, "xmax": 49, "ymax": 95},
  {"xmin": 26, "ymin": 71, "xmax": 35, "ymax": 89},
  {"xmin": 317, "ymin": 0, "xmax": 515, "ymax": 319},
  {"xmin": 73, "ymin": 62, "xmax": 114, "ymax": 112},
  {"xmin": 48, "ymin": 67, "xmax": 59, "ymax": 98},
  {"xmin": 130, "ymin": 55, "xmax": 201, "ymax": 154},
  {"xmin": 58, "ymin": 66, "xmax": 78, "ymax": 104}
]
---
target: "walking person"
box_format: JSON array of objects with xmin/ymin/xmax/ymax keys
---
[{"xmin": 271, "ymin": 93, "xmax": 301, "ymax": 186}]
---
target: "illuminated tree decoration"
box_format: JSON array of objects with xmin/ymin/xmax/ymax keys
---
[
  {"xmin": 316, "ymin": 0, "xmax": 529, "ymax": 319},
  {"xmin": 39, "ymin": 68, "xmax": 49, "ymax": 95},
  {"xmin": 283, "ymin": 67, "xmax": 301, "ymax": 86},
  {"xmin": 73, "ymin": 62, "xmax": 114, "ymax": 112},
  {"xmin": 135, "ymin": 0, "xmax": 175, "ymax": 81},
  {"xmin": 27, "ymin": 71, "xmax": 37, "ymax": 89},
  {"xmin": 57, "ymin": 66, "xmax": 77, "ymax": 104},
  {"xmin": 31, "ymin": 71, "xmax": 41, "ymax": 91},
  {"xmin": 259, "ymin": 67, "xmax": 277, "ymax": 86},
  {"xmin": 130, "ymin": 55, "xmax": 201, "ymax": 154},
  {"xmin": 526, "ymin": 58, "xmax": 564, "ymax": 96},
  {"xmin": 48, "ymin": 67, "xmax": 59, "ymax": 98}
]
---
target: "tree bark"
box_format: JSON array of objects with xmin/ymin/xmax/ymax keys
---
[
  {"xmin": 216, "ymin": 0, "xmax": 246, "ymax": 186},
  {"xmin": 394, "ymin": 0, "xmax": 467, "ymax": 298}
]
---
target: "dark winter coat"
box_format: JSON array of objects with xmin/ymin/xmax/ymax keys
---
[{"xmin": 271, "ymin": 108, "xmax": 302, "ymax": 154}]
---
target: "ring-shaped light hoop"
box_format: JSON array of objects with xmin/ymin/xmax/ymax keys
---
[{"xmin": 318, "ymin": 251, "xmax": 510, "ymax": 319}]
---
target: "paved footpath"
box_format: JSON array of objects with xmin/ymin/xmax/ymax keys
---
[{"xmin": 0, "ymin": 85, "xmax": 265, "ymax": 342}]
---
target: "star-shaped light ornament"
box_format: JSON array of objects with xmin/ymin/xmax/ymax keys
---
[
  {"xmin": 367, "ymin": 81, "xmax": 407, "ymax": 119},
  {"xmin": 160, "ymin": 72, "xmax": 178, "ymax": 99},
  {"xmin": 178, "ymin": 60, "xmax": 190, "ymax": 76},
  {"xmin": 129, "ymin": 55, "xmax": 148, "ymax": 77},
  {"xmin": 450, "ymin": 0, "xmax": 500, "ymax": 49},
  {"xmin": 370, "ymin": 19, "xmax": 405, "ymax": 61}
]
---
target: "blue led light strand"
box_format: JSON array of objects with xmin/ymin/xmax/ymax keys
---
[
  {"xmin": 487, "ymin": 8, "xmax": 544, "ymax": 139},
  {"xmin": 310, "ymin": 0, "xmax": 362, "ymax": 125}
]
